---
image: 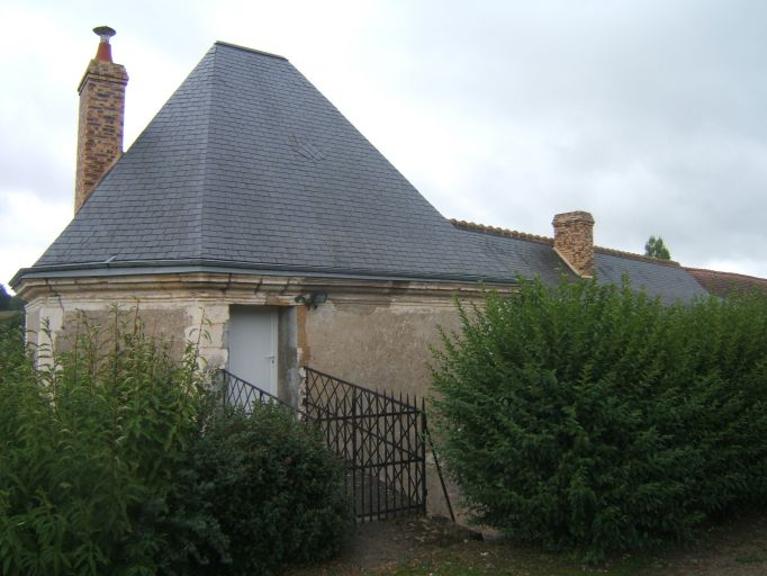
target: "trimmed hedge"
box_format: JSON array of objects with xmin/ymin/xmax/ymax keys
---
[{"xmin": 432, "ymin": 278, "xmax": 767, "ymax": 561}]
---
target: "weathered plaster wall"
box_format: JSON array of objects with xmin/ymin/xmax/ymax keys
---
[
  {"xmin": 20, "ymin": 274, "xmax": 486, "ymax": 399},
  {"xmin": 277, "ymin": 306, "xmax": 301, "ymax": 407},
  {"xmin": 303, "ymin": 298, "xmax": 462, "ymax": 401},
  {"xmin": 25, "ymin": 292, "xmax": 230, "ymax": 370},
  {"xmin": 25, "ymin": 289, "xmax": 466, "ymax": 403}
]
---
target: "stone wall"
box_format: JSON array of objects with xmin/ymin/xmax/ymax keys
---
[{"xmin": 20, "ymin": 272, "xmax": 501, "ymax": 519}]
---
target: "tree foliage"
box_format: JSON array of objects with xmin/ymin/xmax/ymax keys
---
[
  {"xmin": 0, "ymin": 285, "xmax": 24, "ymax": 312},
  {"xmin": 644, "ymin": 235, "xmax": 671, "ymax": 260},
  {"xmin": 432, "ymin": 278, "xmax": 767, "ymax": 562},
  {"xmin": 0, "ymin": 285, "xmax": 10, "ymax": 310}
]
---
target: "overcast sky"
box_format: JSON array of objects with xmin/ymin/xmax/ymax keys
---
[{"xmin": 2, "ymin": 0, "xmax": 766, "ymax": 291}]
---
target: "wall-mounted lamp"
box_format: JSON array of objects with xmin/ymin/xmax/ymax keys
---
[{"xmin": 294, "ymin": 291, "xmax": 328, "ymax": 309}]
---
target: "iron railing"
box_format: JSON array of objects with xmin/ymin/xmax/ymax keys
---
[
  {"xmin": 217, "ymin": 369, "xmax": 296, "ymax": 414},
  {"xmin": 216, "ymin": 367, "xmax": 454, "ymax": 523},
  {"xmin": 303, "ymin": 367, "xmax": 427, "ymax": 521}
]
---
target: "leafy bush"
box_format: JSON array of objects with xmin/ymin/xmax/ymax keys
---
[
  {"xmin": 185, "ymin": 403, "xmax": 351, "ymax": 576},
  {"xmin": 0, "ymin": 310, "xmax": 350, "ymax": 575},
  {"xmin": 0, "ymin": 311, "xmax": 211, "ymax": 575},
  {"xmin": 432, "ymin": 278, "xmax": 767, "ymax": 562}
]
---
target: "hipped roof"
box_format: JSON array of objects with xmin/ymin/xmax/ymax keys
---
[
  {"xmin": 16, "ymin": 41, "xmax": 707, "ymax": 303},
  {"xmin": 25, "ymin": 42, "xmax": 564, "ymax": 285}
]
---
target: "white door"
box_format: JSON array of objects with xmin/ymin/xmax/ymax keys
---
[{"xmin": 228, "ymin": 307, "xmax": 278, "ymax": 396}]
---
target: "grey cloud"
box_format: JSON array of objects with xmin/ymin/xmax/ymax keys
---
[{"xmin": 355, "ymin": 1, "xmax": 767, "ymax": 275}]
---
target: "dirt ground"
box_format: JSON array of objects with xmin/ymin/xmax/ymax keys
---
[
  {"xmin": 286, "ymin": 513, "xmax": 767, "ymax": 576},
  {"xmin": 644, "ymin": 514, "xmax": 767, "ymax": 576},
  {"xmin": 286, "ymin": 516, "xmax": 479, "ymax": 575}
]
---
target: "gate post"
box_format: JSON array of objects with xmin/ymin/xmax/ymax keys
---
[
  {"xmin": 298, "ymin": 366, "xmax": 307, "ymax": 420},
  {"xmin": 420, "ymin": 397, "xmax": 427, "ymax": 514},
  {"xmin": 351, "ymin": 386, "xmax": 358, "ymax": 520}
]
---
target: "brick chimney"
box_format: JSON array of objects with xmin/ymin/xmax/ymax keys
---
[
  {"xmin": 552, "ymin": 211, "xmax": 595, "ymax": 277},
  {"xmin": 75, "ymin": 26, "xmax": 128, "ymax": 212}
]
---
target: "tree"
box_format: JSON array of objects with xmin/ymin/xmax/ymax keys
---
[
  {"xmin": 645, "ymin": 235, "xmax": 671, "ymax": 260},
  {"xmin": 0, "ymin": 285, "xmax": 10, "ymax": 311},
  {"xmin": 0, "ymin": 285, "xmax": 24, "ymax": 312}
]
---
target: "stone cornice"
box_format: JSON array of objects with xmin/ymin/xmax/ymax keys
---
[{"xmin": 18, "ymin": 271, "xmax": 514, "ymax": 305}]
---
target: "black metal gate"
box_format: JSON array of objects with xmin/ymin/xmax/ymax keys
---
[
  {"xmin": 217, "ymin": 367, "xmax": 432, "ymax": 522},
  {"xmin": 303, "ymin": 368, "xmax": 427, "ymax": 522}
]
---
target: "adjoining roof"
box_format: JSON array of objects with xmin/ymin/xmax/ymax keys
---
[
  {"xmin": 594, "ymin": 253, "xmax": 706, "ymax": 304},
  {"xmin": 452, "ymin": 226, "xmax": 573, "ymax": 285},
  {"xmin": 21, "ymin": 42, "xmax": 561, "ymax": 285},
  {"xmin": 686, "ymin": 267, "xmax": 767, "ymax": 298},
  {"xmin": 451, "ymin": 220, "xmax": 708, "ymax": 303}
]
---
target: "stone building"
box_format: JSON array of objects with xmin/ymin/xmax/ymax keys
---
[{"xmin": 12, "ymin": 29, "xmax": 707, "ymax": 516}]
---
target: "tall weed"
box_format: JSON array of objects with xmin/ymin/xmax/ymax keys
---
[{"xmin": 0, "ymin": 310, "xmax": 209, "ymax": 575}]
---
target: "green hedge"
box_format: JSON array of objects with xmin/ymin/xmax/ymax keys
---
[
  {"xmin": 432, "ymin": 278, "xmax": 767, "ymax": 561},
  {"xmin": 0, "ymin": 311, "xmax": 349, "ymax": 575}
]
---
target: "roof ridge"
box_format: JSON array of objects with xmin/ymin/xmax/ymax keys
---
[
  {"xmin": 595, "ymin": 246, "xmax": 680, "ymax": 267},
  {"xmin": 197, "ymin": 45, "xmax": 221, "ymax": 260},
  {"xmin": 450, "ymin": 218, "xmax": 681, "ymax": 267},
  {"xmin": 213, "ymin": 41, "xmax": 287, "ymax": 61},
  {"xmin": 450, "ymin": 219, "xmax": 554, "ymax": 245}
]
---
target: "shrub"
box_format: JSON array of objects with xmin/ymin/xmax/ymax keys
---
[
  {"xmin": 0, "ymin": 310, "xmax": 350, "ymax": 575},
  {"xmin": 0, "ymin": 311, "xmax": 214, "ymax": 575},
  {"xmin": 432, "ymin": 278, "xmax": 767, "ymax": 562},
  {"xmin": 185, "ymin": 403, "xmax": 351, "ymax": 576}
]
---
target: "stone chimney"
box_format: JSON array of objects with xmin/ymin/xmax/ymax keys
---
[
  {"xmin": 75, "ymin": 26, "xmax": 128, "ymax": 212},
  {"xmin": 552, "ymin": 211, "xmax": 595, "ymax": 277}
]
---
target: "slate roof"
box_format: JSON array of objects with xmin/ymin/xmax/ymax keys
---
[
  {"xmin": 450, "ymin": 220, "xmax": 708, "ymax": 303},
  {"xmin": 21, "ymin": 42, "xmax": 555, "ymax": 285},
  {"xmin": 594, "ymin": 252, "xmax": 706, "ymax": 304},
  {"xmin": 14, "ymin": 41, "xmax": 709, "ymax": 303}
]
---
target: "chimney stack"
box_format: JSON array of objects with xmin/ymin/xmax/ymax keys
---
[
  {"xmin": 75, "ymin": 26, "xmax": 128, "ymax": 212},
  {"xmin": 552, "ymin": 211, "xmax": 595, "ymax": 277}
]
